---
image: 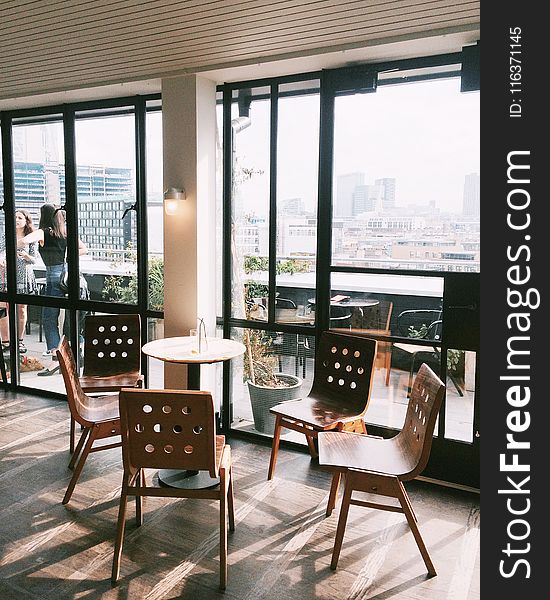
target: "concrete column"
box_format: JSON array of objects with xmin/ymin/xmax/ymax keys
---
[{"xmin": 161, "ymin": 74, "xmax": 217, "ymax": 389}]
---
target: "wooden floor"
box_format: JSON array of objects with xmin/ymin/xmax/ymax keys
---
[{"xmin": 0, "ymin": 390, "xmax": 479, "ymax": 600}]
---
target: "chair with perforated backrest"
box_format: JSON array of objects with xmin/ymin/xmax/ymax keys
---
[
  {"xmin": 349, "ymin": 300, "xmax": 393, "ymax": 386},
  {"xmin": 267, "ymin": 331, "xmax": 377, "ymax": 482},
  {"xmin": 70, "ymin": 314, "xmax": 143, "ymax": 454},
  {"xmin": 56, "ymin": 336, "xmax": 121, "ymax": 505},
  {"xmin": 318, "ymin": 363, "xmax": 446, "ymax": 579},
  {"xmin": 80, "ymin": 313, "xmax": 143, "ymax": 391},
  {"xmin": 111, "ymin": 388, "xmax": 235, "ymax": 590}
]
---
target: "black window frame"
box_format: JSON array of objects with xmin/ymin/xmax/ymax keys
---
[{"xmin": 0, "ymin": 94, "xmax": 162, "ymax": 395}]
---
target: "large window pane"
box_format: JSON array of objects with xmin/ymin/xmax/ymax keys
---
[
  {"xmin": 230, "ymin": 87, "xmax": 270, "ymax": 320},
  {"xmin": 328, "ymin": 272, "xmax": 444, "ymax": 429},
  {"xmin": 10, "ymin": 120, "xmax": 65, "ymax": 301},
  {"xmin": 230, "ymin": 325, "xmax": 314, "ymax": 438},
  {"xmin": 275, "ymin": 82, "xmax": 319, "ymax": 326},
  {"xmin": 75, "ymin": 110, "xmax": 137, "ymax": 305},
  {"xmin": 332, "ymin": 78, "xmax": 480, "ymax": 272},
  {"xmin": 445, "ymin": 348, "xmax": 476, "ymax": 442},
  {"xmin": 16, "ymin": 302, "xmax": 75, "ymax": 391}
]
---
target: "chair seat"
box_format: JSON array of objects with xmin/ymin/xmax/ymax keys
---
[
  {"xmin": 271, "ymin": 396, "xmax": 366, "ymax": 430},
  {"xmin": 79, "ymin": 372, "xmax": 143, "ymax": 393},
  {"xmin": 319, "ymin": 430, "xmax": 418, "ymax": 477},
  {"xmin": 79, "ymin": 393, "xmax": 120, "ymax": 424},
  {"xmin": 393, "ymin": 342, "xmax": 435, "ymax": 354}
]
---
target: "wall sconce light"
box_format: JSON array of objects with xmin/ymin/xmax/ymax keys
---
[{"xmin": 164, "ymin": 187, "xmax": 186, "ymax": 215}]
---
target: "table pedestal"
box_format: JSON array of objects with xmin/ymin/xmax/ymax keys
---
[
  {"xmin": 158, "ymin": 362, "xmax": 209, "ymax": 488},
  {"xmin": 158, "ymin": 468, "xmax": 220, "ymax": 489}
]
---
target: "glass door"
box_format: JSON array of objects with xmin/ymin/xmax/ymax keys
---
[{"xmin": 324, "ymin": 66, "xmax": 480, "ymax": 487}]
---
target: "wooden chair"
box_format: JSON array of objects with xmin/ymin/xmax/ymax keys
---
[
  {"xmin": 112, "ymin": 388, "xmax": 235, "ymax": 590},
  {"xmin": 348, "ymin": 300, "xmax": 393, "ymax": 386},
  {"xmin": 56, "ymin": 336, "xmax": 121, "ymax": 505},
  {"xmin": 267, "ymin": 331, "xmax": 377, "ymax": 480},
  {"xmin": 69, "ymin": 314, "xmax": 143, "ymax": 453},
  {"xmin": 318, "ymin": 363, "xmax": 445, "ymax": 577}
]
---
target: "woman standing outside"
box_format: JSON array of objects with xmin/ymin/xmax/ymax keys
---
[
  {"xmin": 0, "ymin": 209, "xmax": 38, "ymax": 354},
  {"xmin": 18, "ymin": 203, "xmax": 87, "ymax": 376}
]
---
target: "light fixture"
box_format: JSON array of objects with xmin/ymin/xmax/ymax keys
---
[{"xmin": 164, "ymin": 187, "xmax": 186, "ymax": 215}]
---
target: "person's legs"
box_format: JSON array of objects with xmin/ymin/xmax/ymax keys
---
[
  {"xmin": 40, "ymin": 265, "xmax": 64, "ymax": 371},
  {"xmin": 42, "ymin": 306, "xmax": 61, "ymax": 352},
  {"xmin": 17, "ymin": 304, "xmax": 28, "ymax": 353},
  {"xmin": 0, "ymin": 302, "xmax": 9, "ymax": 348}
]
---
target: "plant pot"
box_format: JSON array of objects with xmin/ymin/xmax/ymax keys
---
[
  {"xmin": 148, "ymin": 317, "xmax": 164, "ymax": 341},
  {"xmin": 247, "ymin": 373, "xmax": 302, "ymax": 435}
]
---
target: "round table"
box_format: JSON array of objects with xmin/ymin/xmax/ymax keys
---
[
  {"xmin": 307, "ymin": 297, "xmax": 380, "ymax": 309},
  {"xmin": 142, "ymin": 335, "xmax": 245, "ymax": 389},
  {"xmin": 142, "ymin": 335, "xmax": 245, "ymax": 489}
]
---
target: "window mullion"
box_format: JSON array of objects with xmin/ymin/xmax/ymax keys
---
[{"xmin": 267, "ymin": 83, "xmax": 278, "ymax": 322}]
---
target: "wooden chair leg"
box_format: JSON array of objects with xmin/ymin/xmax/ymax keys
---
[
  {"xmin": 111, "ymin": 480, "xmax": 130, "ymax": 584},
  {"xmin": 396, "ymin": 480, "xmax": 436, "ymax": 576},
  {"xmin": 305, "ymin": 430, "xmax": 318, "ymax": 458},
  {"xmin": 326, "ymin": 472, "xmax": 342, "ymax": 517},
  {"xmin": 330, "ymin": 474, "xmax": 353, "ymax": 570},
  {"xmin": 219, "ymin": 467, "xmax": 228, "ymax": 590},
  {"xmin": 228, "ymin": 464, "xmax": 235, "ymax": 532},
  {"xmin": 68, "ymin": 426, "xmax": 90, "ymax": 470},
  {"xmin": 135, "ymin": 469, "xmax": 144, "ymax": 526},
  {"xmin": 267, "ymin": 415, "xmax": 283, "ymax": 480},
  {"xmin": 69, "ymin": 416, "xmax": 76, "ymax": 453},
  {"xmin": 62, "ymin": 427, "xmax": 97, "ymax": 505}
]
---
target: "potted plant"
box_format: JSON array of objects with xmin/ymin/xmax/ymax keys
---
[{"xmin": 243, "ymin": 328, "xmax": 302, "ymax": 435}]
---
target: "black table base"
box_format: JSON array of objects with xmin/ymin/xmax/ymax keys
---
[{"xmin": 158, "ymin": 468, "xmax": 220, "ymax": 489}]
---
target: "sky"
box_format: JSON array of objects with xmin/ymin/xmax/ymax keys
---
[
  {"xmin": 11, "ymin": 77, "xmax": 479, "ymax": 215},
  {"xmin": 235, "ymin": 77, "xmax": 480, "ymax": 215}
]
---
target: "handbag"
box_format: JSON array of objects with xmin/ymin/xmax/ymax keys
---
[{"xmin": 59, "ymin": 262, "xmax": 69, "ymax": 293}]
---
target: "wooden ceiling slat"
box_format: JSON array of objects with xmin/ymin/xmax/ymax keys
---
[{"xmin": 0, "ymin": 0, "xmax": 480, "ymax": 100}]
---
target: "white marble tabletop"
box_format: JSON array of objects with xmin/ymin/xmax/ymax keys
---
[{"xmin": 142, "ymin": 336, "xmax": 245, "ymax": 365}]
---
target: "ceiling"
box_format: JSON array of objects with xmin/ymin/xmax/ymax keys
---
[{"xmin": 0, "ymin": 0, "xmax": 479, "ymax": 110}]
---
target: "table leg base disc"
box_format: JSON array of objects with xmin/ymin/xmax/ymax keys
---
[{"xmin": 158, "ymin": 469, "xmax": 220, "ymax": 489}]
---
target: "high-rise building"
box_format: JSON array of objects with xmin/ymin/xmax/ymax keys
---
[
  {"xmin": 4, "ymin": 161, "xmax": 134, "ymax": 209},
  {"xmin": 462, "ymin": 172, "xmax": 480, "ymax": 219},
  {"xmin": 335, "ymin": 172, "xmax": 364, "ymax": 217},
  {"xmin": 375, "ymin": 177, "xmax": 396, "ymax": 209},
  {"xmin": 0, "ymin": 161, "xmax": 134, "ymax": 251},
  {"xmin": 352, "ymin": 184, "xmax": 383, "ymax": 214},
  {"xmin": 281, "ymin": 197, "xmax": 305, "ymax": 215}
]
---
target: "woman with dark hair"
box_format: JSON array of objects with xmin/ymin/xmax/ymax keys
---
[
  {"xmin": 18, "ymin": 203, "xmax": 87, "ymax": 375},
  {"xmin": 0, "ymin": 209, "xmax": 38, "ymax": 354}
]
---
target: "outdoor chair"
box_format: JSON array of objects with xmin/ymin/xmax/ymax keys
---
[
  {"xmin": 56, "ymin": 336, "xmax": 121, "ymax": 505},
  {"xmin": 318, "ymin": 363, "xmax": 445, "ymax": 577},
  {"xmin": 111, "ymin": 388, "xmax": 235, "ymax": 590},
  {"xmin": 267, "ymin": 331, "xmax": 377, "ymax": 481},
  {"xmin": 348, "ymin": 300, "xmax": 393, "ymax": 385},
  {"xmin": 392, "ymin": 309, "xmax": 463, "ymax": 397}
]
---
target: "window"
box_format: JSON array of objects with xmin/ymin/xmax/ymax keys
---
[
  {"xmin": 220, "ymin": 55, "xmax": 480, "ymax": 487},
  {"xmin": 0, "ymin": 96, "xmax": 162, "ymax": 392}
]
